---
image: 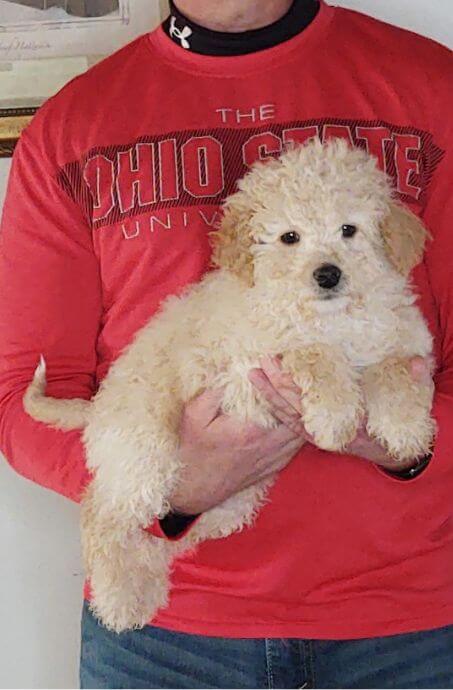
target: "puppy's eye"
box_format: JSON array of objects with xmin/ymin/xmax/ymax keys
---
[
  {"xmin": 341, "ymin": 224, "xmax": 357, "ymax": 238},
  {"xmin": 280, "ymin": 231, "xmax": 300, "ymax": 245}
]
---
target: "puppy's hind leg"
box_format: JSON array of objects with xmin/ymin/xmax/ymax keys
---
[
  {"xmin": 81, "ymin": 481, "xmax": 177, "ymax": 633},
  {"xmin": 81, "ymin": 421, "xmax": 182, "ymax": 632}
]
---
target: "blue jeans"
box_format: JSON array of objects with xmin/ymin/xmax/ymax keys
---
[{"xmin": 80, "ymin": 602, "xmax": 453, "ymax": 688}]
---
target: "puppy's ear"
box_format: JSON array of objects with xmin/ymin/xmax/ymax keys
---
[
  {"xmin": 381, "ymin": 201, "xmax": 428, "ymax": 277},
  {"xmin": 210, "ymin": 191, "xmax": 255, "ymax": 286}
]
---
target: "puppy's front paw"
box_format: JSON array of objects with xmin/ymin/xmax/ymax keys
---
[
  {"xmin": 303, "ymin": 399, "xmax": 363, "ymax": 451},
  {"xmin": 364, "ymin": 359, "xmax": 435, "ymax": 463},
  {"xmin": 282, "ymin": 347, "xmax": 363, "ymax": 452},
  {"xmin": 367, "ymin": 398, "xmax": 435, "ymax": 463}
]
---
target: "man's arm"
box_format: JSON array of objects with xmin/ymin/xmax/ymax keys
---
[
  {"xmin": 0, "ymin": 130, "xmax": 100, "ymax": 502},
  {"xmin": 421, "ymin": 137, "xmax": 453, "ymax": 472}
]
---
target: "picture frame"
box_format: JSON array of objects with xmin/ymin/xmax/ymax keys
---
[
  {"xmin": 0, "ymin": 0, "xmax": 168, "ymax": 156},
  {"xmin": 0, "ymin": 106, "xmax": 37, "ymax": 157}
]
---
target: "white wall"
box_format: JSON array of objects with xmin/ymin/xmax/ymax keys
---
[
  {"xmin": 333, "ymin": 0, "xmax": 452, "ymax": 48},
  {"xmin": 0, "ymin": 461, "xmax": 82, "ymax": 690},
  {"xmin": 0, "ymin": 160, "xmax": 9, "ymax": 201},
  {"xmin": 0, "ymin": 2, "xmax": 452, "ymax": 689}
]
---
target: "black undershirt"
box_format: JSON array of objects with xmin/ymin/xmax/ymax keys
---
[{"xmin": 163, "ymin": 0, "xmax": 320, "ymax": 57}]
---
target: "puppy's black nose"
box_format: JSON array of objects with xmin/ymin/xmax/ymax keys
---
[{"xmin": 313, "ymin": 264, "xmax": 342, "ymax": 289}]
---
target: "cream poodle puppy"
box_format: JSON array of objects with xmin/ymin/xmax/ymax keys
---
[{"xmin": 24, "ymin": 139, "xmax": 435, "ymax": 633}]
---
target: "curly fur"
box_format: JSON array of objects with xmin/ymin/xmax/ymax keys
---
[{"xmin": 23, "ymin": 139, "xmax": 435, "ymax": 632}]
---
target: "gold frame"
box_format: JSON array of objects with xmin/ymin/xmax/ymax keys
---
[
  {"xmin": 0, "ymin": 107, "xmax": 38, "ymax": 157},
  {"xmin": 0, "ymin": 1, "xmax": 168, "ymax": 157}
]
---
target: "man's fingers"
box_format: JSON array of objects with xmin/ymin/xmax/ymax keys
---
[
  {"xmin": 259, "ymin": 356, "xmax": 303, "ymax": 415},
  {"xmin": 409, "ymin": 356, "xmax": 432, "ymax": 384},
  {"xmin": 265, "ymin": 421, "xmax": 308, "ymax": 446},
  {"xmin": 184, "ymin": 387, "xmax": 225, "ymax": 427},
  {"xmin": 249, "ymin": 366, "xmax": 306, "ymax": 435}
]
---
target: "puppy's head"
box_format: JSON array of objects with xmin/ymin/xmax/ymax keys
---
[{"xmin": 211, "ymin": 138, "xmax": 428, "ymax": 310}]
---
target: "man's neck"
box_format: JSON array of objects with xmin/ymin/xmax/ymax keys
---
[{"xmin": 172, "ymin": 0, "xmax": 293, "ymax": 33}]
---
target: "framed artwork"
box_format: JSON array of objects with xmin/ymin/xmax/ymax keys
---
[{"xmin": 0, "ymin": 0, "xmax": 167, "ymax": 156}]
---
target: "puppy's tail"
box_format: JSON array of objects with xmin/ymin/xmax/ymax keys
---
[{"xmin": 23, "ymin": 355, "xmax": 92, "ymax": 431}]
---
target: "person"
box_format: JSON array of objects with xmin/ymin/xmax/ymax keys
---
[{"xmin": 0, "ymin": 0, "xmax": 452, "ymax": 687}]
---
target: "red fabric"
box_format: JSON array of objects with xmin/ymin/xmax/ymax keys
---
[
  {"xmin": 144, "ymin": 518, "xmax": 173, "ymax": 540},
  {"xmin": 1, "ymin": 1, "xmax": 453, "ymax": 639}
]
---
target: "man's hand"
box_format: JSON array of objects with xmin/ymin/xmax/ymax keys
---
[
  {"xmin": 169, "ymin": 355, "xmax": 431, "ymax": 516},
  {"xmin": 250, "ymin": 355, "xmax": 432, "ymax": 471},
  {"xmin": 169, "ymin": 388, "xmax": 307, "ymax": 515}
]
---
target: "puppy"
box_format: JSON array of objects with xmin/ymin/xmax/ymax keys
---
[{"xmin": 23, "ymin": 139, "xmax": 435, "ymax": 633}]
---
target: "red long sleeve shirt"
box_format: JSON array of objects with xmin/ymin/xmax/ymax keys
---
[{"xmin": 1, "ymin": 1, "xmax": 453, "ymax": 639}]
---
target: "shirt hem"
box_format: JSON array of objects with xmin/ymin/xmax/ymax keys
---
[{"xmin": 149, "ymin": 606, "xmax": 453, "ymax": 639}]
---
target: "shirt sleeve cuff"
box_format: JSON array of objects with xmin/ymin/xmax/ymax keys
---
[
  {"xmin": 376, "ymin": 453, "xmax": 432, "ymax": 482},
  {"xmin": 143, "ymin": 513, "xmax": 201, "ymax": 541}
]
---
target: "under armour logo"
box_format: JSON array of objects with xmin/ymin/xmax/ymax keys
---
[{"xmin": 169, "ymin": 16, "xmax": 193, "ymax": 50}]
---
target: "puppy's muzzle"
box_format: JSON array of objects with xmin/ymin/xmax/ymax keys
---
[{"xmin": 313, "ymin": 263, "xmax": 342, "ymax": 290}]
